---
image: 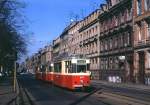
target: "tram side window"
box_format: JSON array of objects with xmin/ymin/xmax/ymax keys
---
[
  {"xmin": 48, "ymin": 66, "xmax": 53, "ymax": 72},
  {"xmin": 40, "ymin": 65, "xmax": 46, "ymax": 72},
  {"xmin": 71, "ymin": 64, "xmax": 76, "ymax": 73},
  {"xmin": 68, "ymin": 64, "xmax": 76, "ymax": 73},
  {"xmin": 65, "ymin": 61, "xmax": 71, "ymax": 73},
  {"xmin": 54, "ymin": 62, "xmax": 61, "ymax": 72}
]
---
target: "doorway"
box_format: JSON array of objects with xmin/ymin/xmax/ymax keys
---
[{"xmin": 138, "ymin": 51, "xmax": 145, "ymax": 84}]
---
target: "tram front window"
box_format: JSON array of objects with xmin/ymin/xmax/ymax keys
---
[
  {"xmin": 77, "ymin": 65, "xmax": 86, "ymax": 73},
  {"xmin": 69, "ymin": 64, "xmax": 87, "ymax": 73}
]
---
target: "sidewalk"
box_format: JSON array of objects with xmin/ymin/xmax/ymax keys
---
[
  {"xmin": 0, "ymin": 77, "xmax": 17, "ymax": 105},
  {"xmin": 92, "ymin": 80, "xmax": 150, "ymax": 92}
]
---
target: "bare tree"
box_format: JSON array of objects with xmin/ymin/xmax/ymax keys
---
[{"xmin": 0, "ymin": 0, "xmax": 27, "ymax": 72}]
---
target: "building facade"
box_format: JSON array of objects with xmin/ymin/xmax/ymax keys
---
[
  {"xmin": 99, "ymin": 0, "xmax": 133, "ymax": 82},
  {"xmin": 133, "ymin": 0, "xmax": 150, "ymax": 84},
  {"xmin": 25, "ymin": 0, "xmax": 150, "ymax": 85},
  {"xmin": 79, "ymin": 9, "xmax": 101, "ymax": 79},
  {"xmin": 53, "ymin": 37, "xmax": 61, "ymax": 58}
]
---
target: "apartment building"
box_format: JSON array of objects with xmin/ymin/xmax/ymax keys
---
[
  {"xmin": 99, "ymin": 0, "xmax": 133, "ymax": 82},
  {"xmin": 25, "ymin": 0, "xmax": 150, "ymax": 84},
  {"xmin": 67, "ymin": 21, "xmax": 81, "ymax": 55},
  {"xmin": 53, "ymin": 37, "xmax": 61, "ymax": 58},
  {"xmin": 133, "ymin": 0, "xmax": 150, "ymax": 84},
  {"xmin": 79, "ymin": 9, "xmax": 100, "ymax": 79},
  {"xmin": 59, "ymin": 21, "xmax": 80, "ymax": 56}
]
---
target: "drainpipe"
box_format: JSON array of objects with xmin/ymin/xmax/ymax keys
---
[{"xmin": 132, "ymin": 0, "xmax": 136, "ymax": 83}]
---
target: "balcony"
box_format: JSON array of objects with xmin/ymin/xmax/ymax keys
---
[{"xmin": 134, "ymin": 37, "xmax": 150, "ymax": 49}]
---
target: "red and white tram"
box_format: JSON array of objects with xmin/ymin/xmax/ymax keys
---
[{"xmin": 36, "ymin": 56, "xmax": 91, "ymax": 90}]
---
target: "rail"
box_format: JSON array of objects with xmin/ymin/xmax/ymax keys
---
[
  {"xmin": 6, "ymin": 78, "xmax": 36, "ymax": 105},
  {"xmin": 6, "ymin": 78, "xmax": 19, "ymax": 105}
]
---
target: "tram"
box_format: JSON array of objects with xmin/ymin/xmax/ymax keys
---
[{"xmin": 36, "ymin": 56, "xmax": 91, "ymax": 90}]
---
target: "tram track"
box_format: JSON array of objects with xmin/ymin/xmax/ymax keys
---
[
  {"xmin": 93, "ymin": 83, "xmax": 150, "ymax": 100},
  {"xmin": 97, "ymin": 89, "xmax": 150, "ymax": 105},
  {"xmin": 18, "ymin": 78, "xmax": 36, "ymax": 105},
  {"xmin": 102, "ymin": 86, "xmax": 150, "ymax": 103},
  {"xmin": 69, "ymin": 87, "xmax": 113, "ymax": 105}
]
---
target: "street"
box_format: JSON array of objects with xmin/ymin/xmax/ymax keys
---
[
  {"xmin": 18, "ymin": 74, "xmax": 150, "ymax": 105},
  {"xmin": 18, "ymin": 74, "xmax": 105, "ymax": 105}
]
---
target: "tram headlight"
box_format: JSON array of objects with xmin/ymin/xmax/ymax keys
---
[
  {"xmin": 51, "ymin": 63, "xmax": 54, "ymax": 67},
  {"xmin": 80, "ymin": 80, "xmax": 83, "ymax": 84}
]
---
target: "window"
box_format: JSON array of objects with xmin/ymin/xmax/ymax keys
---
[
  {"xmin": 121, "ymin": 12, "xmax": 124, "ymax": 23},
  {"xmin": 77, "ymin": 65, "xmax": 86, "ymax": 73},
  {"xmin": 145, "ymin": 0, "xmax": 150, "ymax": 11},
  {"xmin": 96, "ymin": 58, "xmax": 98, "ymax": 64},
  {"xmin": 114, "ymin": 37, "xmax": 118, "ymax": 48},
  {"xmin": 101, "ymin": 41, "xmax": 104, "ymax": 51},
  {"xmin": 115, "ymin": 57, "xmax": 119, "ymax": 69},
  {"xmin": 105, "ymin": 58, "xmax": 108, "ymax": 70},
  {"xmin": 147, "ymin": 52, "xmax": 150, "ymax": 69},
  {"xmin": 138, "ymin": 24, "xmax": 142, "ymax": 41},
  {"xmin": 109, "ymin": 57, "xmax": 113, "ymax": 69},
  {"xmin": 124, "ymin": 10, "xmax": 128, "ymax": 22},
  {"xmin": 118, "ymin": 14, "xmax": 121, "ymax": 25},
  {"xmin": 95, "ymin": 26, "xmax": 97, "ymax": 33},
  {"xmin": 124, "ymin": 34, "xmax": 127, "ymax": 47},
  {"xmin": 54, "ymin": 62, "xmax": 62, "ymax": 72},
  {"xmin": 65, "ymin": 61, "xmax": 72, "ymax": 73},
  {"xmin": 89, "ymin": 30, "xmax": 91, "ymax": 36},
  {"xmin": 127, "ymin": 8, "xmax": 132, "ymax": 21},
  {"xmin": 115, "ymin": 16, "xmax": 118, "ymax": 26},
  {"xmin": 110, "ymin": 38, "xmax": 112, "ymax": 49},
  {"xmin": 105, "ymin": 40, "xmax": 108, "ymax": 50},
  {"xmin": 100, "ymin": 59, "xmax": 104, "ymax": 69},
  {"xmin": 137, "ymin": 0, "xmax": 142, "ymax": 15},
  {"xmin": 147, "ymin": 22, "xmax": 150, "ymax": 38},
  {"xmin": 127, "ymin": 32, "xmax": 130, "ymax": 45}
]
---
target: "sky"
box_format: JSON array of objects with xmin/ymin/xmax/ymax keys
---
[{"xmin": 24, "ymin": 0, "xmax": 105, "ymax": 57}]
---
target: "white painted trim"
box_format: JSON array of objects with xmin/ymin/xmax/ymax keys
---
[{"xmin": 73, "ymin": 85, "xmax": 83, "ymax": 87}]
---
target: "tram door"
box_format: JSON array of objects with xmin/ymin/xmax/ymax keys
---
[{"xmin": 139, "ymin": 52, "xmax": 145, "ymax": 84}]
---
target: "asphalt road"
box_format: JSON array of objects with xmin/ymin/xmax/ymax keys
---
[
  {"xmin": 18, "ymin": 74, "xmax": 150, "ymax": 105},
  {"xmin": 17, "ymin": 74, "xmax": 109, "ymax": 105}
]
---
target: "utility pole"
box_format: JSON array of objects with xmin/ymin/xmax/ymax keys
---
[
  {"xmin": 13, "ymin": 51, "xmax": 17, "ymax": 92},
  {"xmin": 13, "ymin": 61, "xmax": 16, "ymax": 92}
]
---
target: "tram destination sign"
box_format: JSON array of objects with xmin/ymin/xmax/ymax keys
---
[{"xmin": 77, "ymin": 60, "xmax": 86, "ymax": 64}]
